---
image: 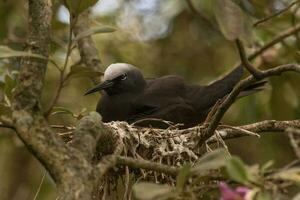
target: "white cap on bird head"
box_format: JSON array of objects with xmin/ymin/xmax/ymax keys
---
[{"xmin": 103, "ymin": 63, "xmax": 139, "ymax": 81}]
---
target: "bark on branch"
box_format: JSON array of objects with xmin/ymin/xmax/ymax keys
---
[
  {"xmin": 10, "ymin": 1, "xmax": 109, "ymax": 200},
  {"xmin": 208, "ymin": 119, "xmax": 300, "ymax": 143}
]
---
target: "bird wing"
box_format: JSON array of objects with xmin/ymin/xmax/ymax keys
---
[
  {"xmin": 138, "ymin": 75, "xmax": 188, "ymax": 109},
  {"xmin": 127, "ymin": 104, "xmax": 159, "ymax": 123},
  {"xmin": 128, "ymin": 102, "xmax": 198, "ymax": 128},
  {"xmin": 126, "ymin": 75, "xmax": 199, "ymax": 128}
]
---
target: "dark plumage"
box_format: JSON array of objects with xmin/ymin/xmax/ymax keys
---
[{"xmin": 85, "ymin": 63, "xmax": 266, "ymax": 128}]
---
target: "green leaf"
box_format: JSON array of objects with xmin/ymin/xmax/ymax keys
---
[
  {"xmin": 132, "ymin": 182, "xmax": 175, "ymax": 200},
  {"xmin": 239, "ymin": 12, "xmax": 254, "ymax": 45},
  {"xmin": 0, "ymin": 103, "xmax": 12, "ymax": 117},
  {"xmin": 51, "ymin": 106, "xmax": 74, "ymax": 116},
  {"xmin": 0, "ymin": 81, "xmax": 5, "ymax": 90},
  {"xmin": 191, "ymin": 148, "xmax": 228, "ymax": 175},
  {"xmin": 69, "ymin": 64, "xmax": 103, "ymax": 78},
  {"xmin": 260, "ymin": 160, "xmax": 274, "ymax": 175},
  {"xmin": 213, "ymin": 0, "xmax": 244, "ymax": 41},
  {"xmin": 0, "ymin": 45, "xmax": 47, "ymax": 60},
  {"xmin": 176, "ymin": 164, "xmax": 191, "ymax": 192},
  {"xmin": 190, "ymin": 0, "xmax": 214, "ymax": 20},
  {"xmin": 74, "ymin": 26, "xmax": 116, "ymax": 41},
  {"xmin": 4, "ymin": 74, "xmax": 17, "ymax": 100},
  {"xmin": 256, "ymin": 191, "xmax": 272, "ymax": 200},
  {"xmin": 63, "ymin": 0, "xmax": 98, "ymax": 15},
  {"xmin": 88, "ymin": 111, "xmax": 102, "ymax": 122},
  {"xmin": 225, "ymin": 156, "xmax": 251, "ymax": 184}
]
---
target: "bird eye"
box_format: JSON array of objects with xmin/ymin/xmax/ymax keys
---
[{"xmin": 121, "ymin": 73, "xmax": 127, "ymax": 80}]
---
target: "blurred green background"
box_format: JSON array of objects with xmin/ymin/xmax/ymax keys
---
[{"xmin": 0, "ymin": 0, "xmax": 299, "ymax": 199}]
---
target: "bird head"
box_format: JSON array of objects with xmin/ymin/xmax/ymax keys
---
[{"xmin": 84, "ymin": 63, "xmax": 146, "ymax": 96}]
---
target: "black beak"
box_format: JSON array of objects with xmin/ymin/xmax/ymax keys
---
[{"xmin": 84, "ymin": 80, "xmax": 114, "ymax": 95}]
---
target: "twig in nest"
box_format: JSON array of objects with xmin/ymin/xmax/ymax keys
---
[
  {"xmin": 215, "ymin": 130, "xmax": 230, "ymax": 154},
  {"xmin": 116, "ymin": 156, "xmax": 179, "ymax": 176},
  {"xmin": 123, "ymin": 166, "xmax": 130, "ymax": 200},
  {"xmin": 51, "ymin": 124, "xmax": 75, "ymax": 131},
  {"xmin": 131, "ymin": 117, "xmax": 183, "ymax": 129},
  {"xmin": 205, "ymin": 141, "xmax": 214, "ymax": 152}
]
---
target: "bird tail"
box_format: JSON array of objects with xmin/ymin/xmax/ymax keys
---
[
  {"xmin": 190, "ymin": 66, "xmax": 244, "ymax": 112},
  {"xmin": 238, "ymin": 80, "xmax": 268, "ymax": 98},
  {"xmin": 190, "ymin": 65, "xmax": 267, "ymax": 113},
  {"xmin": 207, "ymin": 65, "xmax": 244, "ymax": 94},
  {"xmin": 210, "ymin": 66, "xmax": 268, "ymax": 98},
  {"xmin": 207, "ymin": 66, "xmax": 268, "ymax": 99}
]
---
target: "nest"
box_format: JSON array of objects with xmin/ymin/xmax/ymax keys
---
[
  {"xmin": 107, "ymin": 122, "xmax": 202, "ymax": 164},
  {"xmin": 55, "ymin": 121, "xmax": 230, "ymax": 199}
]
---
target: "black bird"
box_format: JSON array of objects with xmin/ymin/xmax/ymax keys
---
[{"xmin": 85, "ymin": 63, "xmax": 265, "ymax": 128}]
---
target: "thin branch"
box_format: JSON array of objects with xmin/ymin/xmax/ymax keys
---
[
  {"xmin": 219, "ymin": 125, "xmax": 260, "ymax": 138},
  {"xmin": 203, "ymin": 98, "xmax": 223, "ymax": 125},
  {"xmin": 44, "ymin": 17, "xmax": 78, "ymax": 117},
  {"xmin": 202, "ymin": 63, "xmax": 300, "ymax": 145},
  {"xmin": 292, "ymin": 4, "xmax": 300, "ymax": 51},
  {"xmin": 253, "ymin": 1, "xmax": 299, "ymax": 27},
  {"xmin": 249, "ymin": 23, "xmax": 300, "ymax": 61},
  {"xmin": 51, "ymin": 124, "xmax": 75, "ymax": 130},
  {"xmin": 33, "ymin": 170, "xmax": 46, "ymax": 200},
  {"xmin": 0, "ymin": 123, "xmax": 14, "ymax": 130},
  {"xmin": 236, "ymin": 39, "xmax": 263, "ymax": 78},
  {"xmin": 207, "ymin": 120, "xmax": 300, "ymax": 143},
  {"xmin": 73, "ymin": 10, "xmax": 104, "ymax": 79}
]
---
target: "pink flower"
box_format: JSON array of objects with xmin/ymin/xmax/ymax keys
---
[{"xmin": 219, "ymin": 182, "xmax": 250, "ymax": 200}]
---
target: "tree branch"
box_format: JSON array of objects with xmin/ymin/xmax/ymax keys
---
[
  {"xmin": 253, "ymin": 1, "xmax": 299, "ymax": 27},
  {"xmin": 236, "ymin": 39, "xmax": 263, "ymax": 78},
  {"xmin": 249, "ymin": 23, "xmax": 300, "ymax": 60},
  {"xmin": 10, "ymin": 1, "xmax": 105, "ymax": 199},
  {"xmin": 7, "ymin": 1, "xmax": 300, "ymax": 199},
  {"xmin": 73, "ymin": 10, "xmax": 104, "ymax": 77},
  {"xmin": 44, "ymin": 15, "xmax": 78, "ymax": 117},
  {"xmin": 70, "ymin": 112, "xmax": 110, "ymax": 161},
  {"xmin": 0, "ymin": 117, "xmax": 15, "ymax": 130},
  {"xmin": 202, "ymin": 63, "xmax": 300, "ymax": 145},
  {"xmin": 0, "ymin": 122, "xmax": 15, "ymax": 130},
  {"xmin": 207, "ymin": 120, "xmax": 300, "ymax": 143}
]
